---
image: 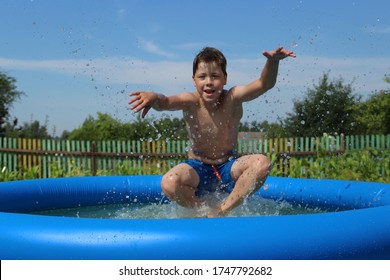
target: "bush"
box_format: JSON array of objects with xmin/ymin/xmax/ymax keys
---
[{"xmin": 270, "ymin": 149, "xmax": 389, "ymax": 183}]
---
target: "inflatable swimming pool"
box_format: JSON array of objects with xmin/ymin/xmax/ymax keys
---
[{"xmin": 0, "ymin": 175, "xmax": 389, "ymax": 260}]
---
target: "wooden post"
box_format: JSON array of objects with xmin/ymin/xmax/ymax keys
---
[{"xmin": 91, "ymin": 143, "xmax": 96, "ymax": 176}]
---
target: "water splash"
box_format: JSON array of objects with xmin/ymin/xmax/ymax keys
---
[{"xmin": 34, "ymin": 192, "xmax": 325, "ymax": 219}]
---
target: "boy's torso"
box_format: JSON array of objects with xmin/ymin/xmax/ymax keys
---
[{"xmin": 184, "ymin": 89, "xmax": 243, "ymax": 165}]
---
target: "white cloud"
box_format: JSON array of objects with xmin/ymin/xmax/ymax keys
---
[
  {"xmin": 1, "ymin": 54, "xmax": 388, "ymax": 97},
  {"xmin": 175, "ymin": 42, "xmax": 206, "ymax": 51},
  {"xmin": 137, "ymin": 39, "xmax": 176, "ymax": 58},
  {"xmin": 362, "ymin": 25, "xmax": 390, "ymax": 34},
  {"xmin": 282, "ymin": 55, "xmax": 390, "ymax": 93},
  {"xmin": 228, "ymin": 55, "xmax": 389, "ymax": 96},
  {"xmin": 0, "ymin": 57, "xmax": 80, "ymax": 72},
  {"xmin": 116, "ymin": 8, "xmax": 127, "ymax": 22},
  {"xmin": 0, "ymin": 56, "xmax": 190, "ymax": 92}
]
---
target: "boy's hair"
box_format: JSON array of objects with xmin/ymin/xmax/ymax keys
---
[{"xmin": 193, "ymin": 47, "xmax": 227, "ymax": 76}]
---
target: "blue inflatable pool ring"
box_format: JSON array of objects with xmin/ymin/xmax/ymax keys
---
[{"xmin": 0, "ymin": 175, "xmax": 389, "ymax": 260}]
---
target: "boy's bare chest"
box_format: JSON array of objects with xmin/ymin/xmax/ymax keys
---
[
  {"xmin": 200, "ymin": 112, "xmax": 229, "ymax": 131},
  {"xmin": 186, "ymin": 107, "xmax": 237, "ymax": 138}
]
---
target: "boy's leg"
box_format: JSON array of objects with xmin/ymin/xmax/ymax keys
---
[
  {"xmin": 161, "ymin": 163, "xmax": 202, "ymax": 208},
  {"xmin": 210, "ymin": 154, "xmax": 270, "ymax": 216}
]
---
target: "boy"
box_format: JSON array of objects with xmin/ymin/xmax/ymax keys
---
[{"xmin": 129, "ymin": 46, "xmax": 295, "ymax": 217}]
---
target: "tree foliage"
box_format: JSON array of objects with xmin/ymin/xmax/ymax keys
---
[
  {"xmin": 284, "ymin": 73, "xmax": 359, "ymax": 136},
  {"xmin": 67, "ymin": 112, "xmax": 133, "ymax": 141},
  {"xmin": 0, "ymin": 72, "xmax": 24, "ymax": 136},
  {"xmin": 351, "ymin": 79, "xmax": 390, "ymax": 134},
  {"xmin": 4, "ymin": 118, "xmax": 52, "ymax": 139},
  {"xmin": 67, "ymin": 112, "xmax": 188, "ymax": 141},
  {"xmin": 239, "ymin": 120, "xmax": 285, "ymax": 138}
]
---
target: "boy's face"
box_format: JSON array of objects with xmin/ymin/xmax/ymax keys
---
[{"xmin": 192, "ymin": 61, "xmax": 227, "ymax": 104}]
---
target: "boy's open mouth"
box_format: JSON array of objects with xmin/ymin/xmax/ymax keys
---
[{"xmin": 204, "ymin": 89, "xmax": 214, "ymax": 96}]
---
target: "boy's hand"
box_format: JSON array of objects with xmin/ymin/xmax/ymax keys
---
[
  {"xmin": 262, "ymin": 46, "xmax": 296, "ymax": 61},
  {"xmin": 128, "ymin": 91, "xmax": 156, "ymax": 118}
]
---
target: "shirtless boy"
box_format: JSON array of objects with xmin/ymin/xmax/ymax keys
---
[{"xmin": 129, "ymin": 46, "xmax": 295, "ymax": 217}]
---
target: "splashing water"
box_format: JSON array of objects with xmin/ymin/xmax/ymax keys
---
[{"xmin": 34, "ymin": 191, "xmax": 324, "ymax": 219}]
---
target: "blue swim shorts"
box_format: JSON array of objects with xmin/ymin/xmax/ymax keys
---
[{"xmin": 183, "ymin": 157, "xmax": 237, "ymax": 197}]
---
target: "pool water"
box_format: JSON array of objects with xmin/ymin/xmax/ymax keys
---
[{"xmin": 34, "ymin": 193, "xmax": 325, "ymax": 219}]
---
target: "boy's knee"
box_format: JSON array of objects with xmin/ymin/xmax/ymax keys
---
[
  {"xmin": 161, "ymin": 172, "xmax": 180, "ymax": 197},
  {"xmin": 254, "ymin": 154, "xmax": 271, "ymax": 178}
]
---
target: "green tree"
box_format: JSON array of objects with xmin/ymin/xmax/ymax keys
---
[
  {"xmin": 152, "ymin": 116, "xmax": 188, "ymax": 140},
  {"xmin": 66, "ymin": 112, "xmax": 188, "ymax": 141},
  {"xmin": 5, "ymin": 118, "xmax": 52, "ymax": 139},
  {"xmin": 284, "ymin": 73, "xmax": 359, "ymax": 136},
  {"xmin": 0, "ymin": 72, "xmax": 24, "ymax": 136},
  {"xmin": 239, "ymin": 120, "xmax": 285, "ymax": 138},
  {"xmin": 352, "ymin": 78, "xmax": 390, "ymax": 134},
  {"xmin": 258, "ymin": 120, "xmax": 286, "ymax": 138},
  {"xmin": 68, "ymin": 112, "xmax": 131, "ymax": 141}
]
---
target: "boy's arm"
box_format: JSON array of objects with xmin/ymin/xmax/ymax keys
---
[
  {"xmin": 129, "ymin": 91, "xmax": 194, "ymax": 118},
  {"xmin": 232, "ymin": 47, "xmax": 296, "ymax": 102}
]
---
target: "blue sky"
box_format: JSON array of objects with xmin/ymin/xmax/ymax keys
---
[{"xmin": 1, "ymin": 0, "xmax": 389, "ymax": 136}]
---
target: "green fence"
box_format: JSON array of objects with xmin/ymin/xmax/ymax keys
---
[{"xmin": 0, "ymin": 134, "xmax": 389, "ymax": 179}]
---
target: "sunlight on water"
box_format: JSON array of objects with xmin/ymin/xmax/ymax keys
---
[{"xmin": 35, "ymin": 192, "xmax": 324, "ymax": 219}]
